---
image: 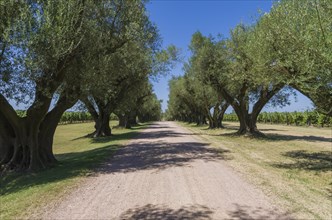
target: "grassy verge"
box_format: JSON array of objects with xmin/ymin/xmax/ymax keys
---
[
  {"xmin": 179, "ymin": 121, "xmax": 332, "ymax": 220},
  {"xmin": 0, "ymin": 121, "xmax": 148, "ymax": 219}
]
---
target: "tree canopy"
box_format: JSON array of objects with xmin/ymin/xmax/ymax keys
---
[
  {"xmin": 0, "ymin": 0, "xmax": 174, "ymax": 171},
  {"xmin": 167, "ymin": 0, "xmax": 331, "ymax": 135}
]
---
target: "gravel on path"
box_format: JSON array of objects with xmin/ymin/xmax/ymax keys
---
[{"xmin": 43, "ymin": 121, "xmax": 292, "ymax": 220}]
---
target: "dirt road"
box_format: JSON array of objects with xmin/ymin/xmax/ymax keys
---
[{"xmin": 43, "ymin": 122, "xmax": 291, "ymax": 219}]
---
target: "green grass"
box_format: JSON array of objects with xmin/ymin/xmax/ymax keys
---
[
  {"xmin": 0, "ymin": 121, "xmax": 148, "ymax": 219},
  {"xmin": 179, "ymin": 121, "xmax": 332, "ymax": 220}
]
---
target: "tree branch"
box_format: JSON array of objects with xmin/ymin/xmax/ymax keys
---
[{"xmin": 0, "ymin": 93, "xmax": 20, "ymax": 129}]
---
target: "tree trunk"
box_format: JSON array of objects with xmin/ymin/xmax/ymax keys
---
[
  {"xmin": 118, "ymin": 114, "xmax": 128, "ymax": 128},
  {"xmin": 0, "ymin": 93, "xmax": 51, "ymax": 171},
  {"xmin": 207, "ymin": 117, "xmax": 215, "ymax": 129},
  {"xmin": 216, "ymin": 103, "xmax": 229, "ymax": 128},
  {"xmin": 206, "ymin": 106, "xmax": 216, "ymax": 129},
  {"xmin": 128, "ymin": 111, "xmax": 137, "ymax": 126},
  {"xmin": 207, "ymin": 103, "xmax": 229, "ymax": 129},
  {"xmin": 94, "ymin": 111, "xmax": 111, "ymax": 137},
  {"xmin": 82, "ymin": 98, "xmax": 112, "ymax": 137},
  {"xmin": 0, "ymin": 117, "xmax": 46, "ymax": 171},
  {"xmin": 196, "ymin": 114, "xmax": 206, "ymax": 126},
  {"xmin": 235, "ymin": 111, "xmax": 260, "ymax": 136},
  {"xmin": 0, "ymin": 111, "xmax": 15, "ymax": 166},
  {"xmin": 0, "ymin": 90, "xmax": 79, "ymax": 172},
  {"xmin": 117, "ymin": 113, "xmax": 132, "ymax": 129},
  {"xmin": 219, "ymin": 83, "xmax": 283, "ymax": 136},
  {"xmin": 38, "ymin": 94, "xmax": 79, "ymax": 165}
]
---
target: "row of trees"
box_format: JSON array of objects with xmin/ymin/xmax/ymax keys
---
[
  {"xmin": 223, "ymin": 111, "xmax": 332, "ymax": 127},
  {"xmin": 59, "ymin": 112, "xmax": 94, "ymax": 124},
  {"xmin": 18, "ymin": 105, "xmax": 162, "ymax": 125},
  {"xmin": 167, "ymin": 0, "xmax": 331, "ymax": 135},
  {"xmin": 0, "ymin": 1, "xmax": 170, "ymax": 171},
  {"xmin": 64, "ymin": 92, "xmax": 162, "ymax": 127}
]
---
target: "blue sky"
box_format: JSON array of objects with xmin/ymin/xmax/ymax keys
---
[{"xmin": 147, "ymin": 0, "xmax": 313, "ymax": 112}]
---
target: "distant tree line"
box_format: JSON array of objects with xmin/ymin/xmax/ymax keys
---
[
  {"xmin": 0, "ymin": 0, "xmax": 175, "ymax": 171},
  {"xmin": 167, "ymin": 0, "xmax": 331, "ymax": 135},
  {"xmin": 223, "ymin": 111, "xmax": 332, "ymax": 127},
  {"xmin": 17, "ymin": 109, "xmax": 162, "ymax": 125}
]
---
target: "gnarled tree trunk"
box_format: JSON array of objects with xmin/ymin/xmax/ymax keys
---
[
  {"xmin": 82, "ymin": 97, "xmax": 113, "ymax": 137},
  {"xmin": 0, "ymin": 88, "xmax": 79, "ymax": 172},
  {"xmin": 117, "ymin": 113, "xmax": 132, "ymax": 129},
  {"xmin": 216, "ymin": 103, "xmax": 229, "ymax": 128},
  {"xmin": 0, "ymin": 92, "xmax": 53, "ymax": 171},
  {"xmin": 196, "ymin": 114, "xmax": 206, "ymax": 126},
  {"xmin": 207, "ymin": 102, "xmax": 229, "ymax": 129},
  {"xmin": 128, "ymin": 111, "xmax": 137, "ymax": 127},
  {"xmin": 0, "ymin": 111, "xmax": 16, "ymax": 167},
  {"xmin": 0, "ymin": 112, "xmax": 53, "ymax": 171},
  {"xmin": 220, "ymin": 83, "xmax": 284, "ymax": 136},
  {"xmin": 118, "ymin": 114, "xmax": 127, "ymax": 127},
  {"xmin": 94, "ymin": 108, "xmax": 112, "ymax": 137}
]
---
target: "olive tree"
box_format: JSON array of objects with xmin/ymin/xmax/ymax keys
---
[
  {"xmin": 137, "ymin": 93, "xmax": 162, "ymax": 123},
  {"xmin": 0, "ymin": 0, "xmax": 155, "ymax": 171},
  {"xmin": 254, "ymin": 0, "xmax": 332, "ymax": 116},
  {"xmin": 167, "ymin": 76, "xmax": 207, "ymax": 124}
]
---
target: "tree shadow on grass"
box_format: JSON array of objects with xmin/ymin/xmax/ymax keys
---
[
  {"xmin": 89, "ymin": 130, "xmax": 142, "ymax": 143},
  {"xmin": 119, "ymin": 204, "xmax": 213, "ymax": 220},
  {"xmin": 327, "ymin": 183, "xmax": 332, "ymax": 199},
  {"xmin": 196, "ymin": 123, "xmax": 330, "ymax": 143},
  {"xmin": 259, "ymin": 128, "xmax": 284, "ymax": 132},
  {"xmin": 272, "ymin": 150, "xmax": 332, "ymax": 172},
  {"xmin": 71, "ymin": 125, "xmax": 146, "ymax": 142},
  {"xmin": 213, "ymin": 131, "xmax": 331, "ymax": 143},
  {"xmin": 0, "ymin": 144, "xmax": 120, "ymax": 197},
  {"xmin": 267, "ymin": 134, "xmax": 332, "ymax": 143},
  {"xmin": 200, "ymin": 126, "xmax": 238, "ymax": 132},
  {"xmin": 71, "ymin": 125, "xmax": 145, "ymax": 143},
  {"xmin": 226, "ymin": 204, "xmax": 294, "ymax": 220}
]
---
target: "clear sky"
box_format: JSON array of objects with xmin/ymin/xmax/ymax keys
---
[{"xmin": 146, "ymin": 0, "xmax": 313, "ymax": 112}]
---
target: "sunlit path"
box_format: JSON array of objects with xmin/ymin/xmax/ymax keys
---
[{"xmin": 43, "ymin": 122, "xmax": 291, "ymax": 220}]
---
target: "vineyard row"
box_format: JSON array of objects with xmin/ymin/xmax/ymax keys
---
[
  {"xmin": 16, "ymin": 111, "xmax": 118, "ymax": 124},
  {"xmin": 223, "ymin": 111, "xmax": 332, "ymax": 127}
]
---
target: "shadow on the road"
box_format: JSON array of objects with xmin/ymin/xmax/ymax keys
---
[
  {"xmin": 226, "ymin": 204, "xmax": 294, "ymax": 220},
  {"xmin": 119, "ymin": 204, "xmax": 294, "ymax": 220},
  {"xmin": 89, "ymin": 122, "xmax": 232, "ymax": 174},
  {"xmin": 99, "ymin": 140, "xmax": 231, "ymax": 174},
  {"xmin": 146, "ymin": 124, "xmax": 172, "ymax": 129},
  {"xmin": 71, "ymin": 123, "xmax": 199, "ymax": 142},
  {"xmin": 119, "ymin": 204, "xmax": 213, "ymax": 220},
  {"xmin": 133, "ymin": 130, "xmax": 201, "ymax": 140}
]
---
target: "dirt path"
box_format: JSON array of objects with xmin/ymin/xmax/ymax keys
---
[{"xmin": 43, "ymin": 122, "xmax": 292, "ymax": 220}]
